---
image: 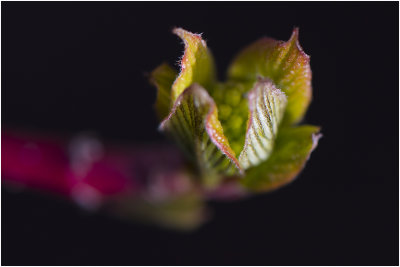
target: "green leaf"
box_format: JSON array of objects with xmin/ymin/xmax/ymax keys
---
[
  {"xmin": 150, "ymin": 63, "xmax": 177, "ymax": 119},
  {"xmin": 227, "ymin": 28, "xmax": 312, "ymax": 125},
  {"xmin": 152, "ymin": 28, "xmax": 320, "ymax": 192},
  {"xmin": 159, "ymin": 83, "xmax": 242, "ymax": 178},
  {"xmin": 171, "ymin": 28, "xmax": 217, "ymax": 102},
  {"xmin": 241, "ymin": 125, "xmax": 321, "ymax": 192},
  {"xmin": 239, "ymin": 78, "xmax": 287, "ymax": 169}
]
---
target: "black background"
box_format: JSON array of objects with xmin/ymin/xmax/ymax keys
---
[{"xmin": 2, "ymin": 2, "xmax": 399, "ymax": 265}]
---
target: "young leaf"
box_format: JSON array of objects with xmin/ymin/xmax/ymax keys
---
[
  {"xmin": 239, "ymin": 78, "xmax": 287, "ymax": 169},
  {"xmin": 150, "ymin": 63, "xmax": 177, "ymax": 119},
  {"xmin": 227, "ymin": 28, "xmax": 311, "ymax": 125},
  {"xmin": 160, "ymin": 83, "xmax": 242, "ymax": 176},
  {"xmin": 171, "ymin": 28, "xmax": 217, "ymax": 102},
  {"xmin": 241, "ymin": 125, "xmax": 321, "ymax": 192}
]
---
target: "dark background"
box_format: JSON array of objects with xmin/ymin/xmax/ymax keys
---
[{"xmin": 2, "ymin": 2, "xmax": 398, "ymax": 265}]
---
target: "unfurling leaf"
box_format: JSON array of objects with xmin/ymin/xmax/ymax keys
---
[
  {"xmin": 239, "ymin": 78, "xmax": 287, "ymax": 169},
  {"xmin": 171, "ymin": 28, "xmax": 217, "ymax": 102},
  {"xmin": 227, "ymin": 28, "xmax": 312, "ymax": 125},
  {"xmin": 241, "ymin": 125, "xmax": 321, "ymax": 192},
  {"xmin": 159, "ymin": 84, "xmax": 241, "ymax": 177}
]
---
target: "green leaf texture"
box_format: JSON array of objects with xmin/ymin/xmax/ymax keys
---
[
  {"xmin": 171, "ymin": 28, "xmax": 217, "ymax": 102},
  {"xmin": 227, "ymin": 28, "xmax": 312, "ymax": 125},
  {"xmin": 238, "ymin": 79, "xmax": 287, "ymax": 169},
  {"xmin": 159, "ymin": 84, "xmax": 242, "ymax": 177},
  {"xmin": 152, "ymin": 27, "xmax": 320, "ymax": 193},
  {"xmin": 241, "ymin": 125, "xmax": 321, "ymax": 192}
]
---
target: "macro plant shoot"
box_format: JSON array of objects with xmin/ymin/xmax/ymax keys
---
[
  {"xmin": 3, "ymin": 27, "xmax": 321, "ymax": 230},
  {"xmin": 148, "ymin": 27, "xmax": 321, "ymax": 228},
  {"xmin": 3, "ymin": 3, "xmax": 397, "ymax": 266}
]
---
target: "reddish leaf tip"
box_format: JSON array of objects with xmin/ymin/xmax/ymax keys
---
[
  {"xmin": 172, "ymin": 27, "xmax": 205, "ymax": 45},
  {"xmin": 288, "ymin": 27, "xmax": 310, "ymax": 61}
]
